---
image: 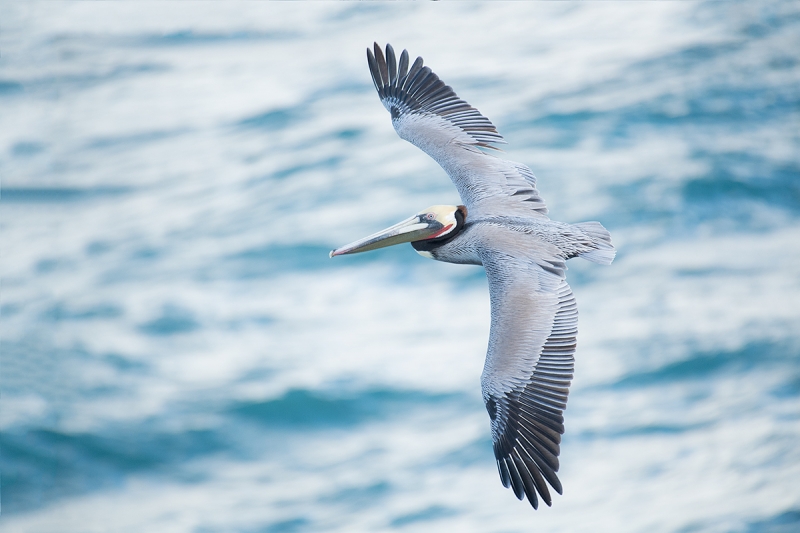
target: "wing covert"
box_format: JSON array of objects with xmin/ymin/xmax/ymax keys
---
[{"xmin": 367, "ymin": 43, "xmax": 549, "ymax": 219}]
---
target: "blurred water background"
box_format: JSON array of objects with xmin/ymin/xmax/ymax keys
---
[{"xmin": 2, "ymin": 2, "xmax": 799, "ymax": 532}]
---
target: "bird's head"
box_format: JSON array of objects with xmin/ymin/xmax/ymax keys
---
[{"xmin": 330, "ymin": 205, "xmax": 466, "ymax": 258}]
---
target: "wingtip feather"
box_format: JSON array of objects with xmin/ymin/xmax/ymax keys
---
[{"xmin": 363, "ymin": 44, "xmax": 504, "ymax": 148}]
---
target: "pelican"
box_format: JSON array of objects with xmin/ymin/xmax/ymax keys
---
[{"xmin": 331, "ymin": 44, "xmax": 615, "ymax": 509}]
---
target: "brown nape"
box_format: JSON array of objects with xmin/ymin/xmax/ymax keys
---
[{"xmin": 411, "ymin": 207, "xmax": 466, "ymax": 252}]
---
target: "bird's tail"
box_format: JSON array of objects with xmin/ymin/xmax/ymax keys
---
[{"xmin": 573, "ymin": 221, "xmax": 616, "ymax": 265}]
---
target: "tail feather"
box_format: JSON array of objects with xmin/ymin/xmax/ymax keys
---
[{"xmin": 574, "ymin": 221, "xmax": 615, "ymax": 265}]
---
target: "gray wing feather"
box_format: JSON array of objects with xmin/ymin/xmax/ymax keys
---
[
  {"xmin": 478, "ymin": 230, "xmax": 576, "ymax": 509},
  {"xmin": 367, "ymin": 43, "xmax": 548, "ymax": 219}
]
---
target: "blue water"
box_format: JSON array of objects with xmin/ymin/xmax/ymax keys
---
[{"xmin": 2, "ymin": 2, "xmax": 799, "ymax": 532}]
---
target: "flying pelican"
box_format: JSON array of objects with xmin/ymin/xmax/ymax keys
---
[{"xmin": 330, "ymin": 43, "xmax": 615, "ymax": 509}]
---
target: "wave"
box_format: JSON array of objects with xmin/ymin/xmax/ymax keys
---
[
  {"xmin": 229, "ymin": 388, "xmax": 467, "ymax": 428},
  {"xmin": 612, "ymin": 342, "xmax": 799, "ymax": 388}
]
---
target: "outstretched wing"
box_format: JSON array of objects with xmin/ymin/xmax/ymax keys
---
[
  {"xmin": 478, "ymin": 232, "xmax": 576, "ymax": 509},
  {"xmin": 367, "ymin": 43, "xmax": 548, "ymax": 220}
]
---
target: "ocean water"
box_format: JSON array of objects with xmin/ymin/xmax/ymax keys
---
[{"xmin": 1, "ymin": 2, "xmax": 799, "ymax": 532}]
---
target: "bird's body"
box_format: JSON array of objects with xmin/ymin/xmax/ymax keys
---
[
  {"xmin": 331, "ymin": 43, "xmax": 615, "ymax": 509},
  {"xmin": 416, "ymin": 216, "xmax": 613, "ymax": 266}
]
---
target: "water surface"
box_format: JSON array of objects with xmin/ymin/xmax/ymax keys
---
[{"xmin": 2, "ymin": 2, "xmax": 799, "ymax": 532}]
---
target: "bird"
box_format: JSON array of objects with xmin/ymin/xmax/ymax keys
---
[{"xmin": 330, "ymin": 43, "xmax": 615, "ymax": 509}]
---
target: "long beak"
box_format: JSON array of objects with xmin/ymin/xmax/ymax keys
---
[{"xmin": 330, "ymin": 214, "xmax": 443, "ymax": 257}]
